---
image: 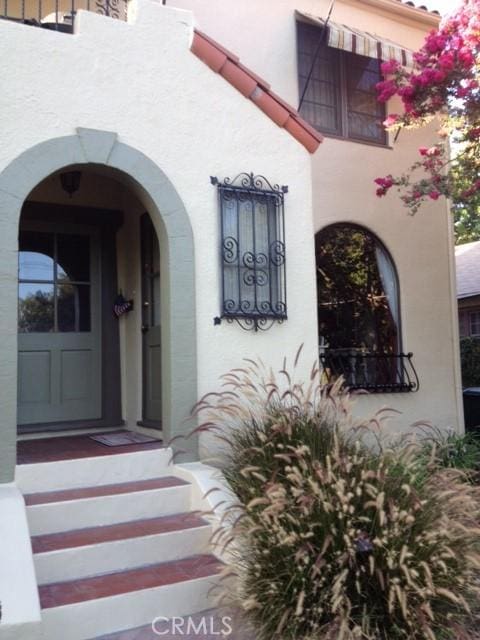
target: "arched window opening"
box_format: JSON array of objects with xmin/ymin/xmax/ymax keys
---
[{"xmin": 316, "ymin": 224, "xmax": 418, "ymax": 392}]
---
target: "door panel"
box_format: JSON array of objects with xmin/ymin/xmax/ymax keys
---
[
  {"xmin": 18, "ymin": 351, "xmax": 51, "ymax": 404},
  {"xmin": 141, "ymin": 214, "xmax": 162, "ymax": 428},
  {"xmin": 61, "ymin": 349, "xmax": 92, "ymax": 401},
  {"xmin": 17, "ymin": 224, "xmax": 101, "ymax": 426}
]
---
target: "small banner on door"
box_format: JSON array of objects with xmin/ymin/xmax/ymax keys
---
[{"xmin": 113, "ymin": 293, "xmax": 134, "ymax": 318}]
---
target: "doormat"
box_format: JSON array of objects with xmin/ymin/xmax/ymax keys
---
[{"xmin": 89, "ymin": 431, "xmax": 159, "ymax": 447}]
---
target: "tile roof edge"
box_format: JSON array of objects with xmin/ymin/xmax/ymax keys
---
[{"xmin": 191, "ymin": 29, "xmax": 323, "ymax": 154}]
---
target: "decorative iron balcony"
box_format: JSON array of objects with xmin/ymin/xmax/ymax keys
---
[
  {"xmin": 1, "ymin": 0, "xmax": 126, "ymax": 31},
  {"xmin": 319, "ymin": 348, "xmax": 419, "ymax": 393}
]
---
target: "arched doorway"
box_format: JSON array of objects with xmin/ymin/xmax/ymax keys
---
[{"xmin": 0, "ymin": 130, "xmax": 197, "ymax": 482}]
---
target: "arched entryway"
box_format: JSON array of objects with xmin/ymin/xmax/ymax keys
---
[{"xmin": 0, "ymin": 129, "xmax": 197, "ymax": 482}]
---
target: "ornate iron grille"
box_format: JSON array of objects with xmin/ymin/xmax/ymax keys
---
[
  {"xmin": 1, "ymin": 0, "xmax": 127, "ymax": 31},
  {"xmin": 211, "ymin": 173, "xmax": 287, "ymax": 332},
  {"xmin": 319, "ymin": 348, "xmax": 419, "ymax": 393}
]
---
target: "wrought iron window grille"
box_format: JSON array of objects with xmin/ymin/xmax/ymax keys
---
[
  {"xmin": 319, "ymin": 348, "xmax": 419, "ymax": 393},
  {"xmin": 211, "ymin": 173, "xmax": 287, "ymax": 332},
  {"xmin": 1, "ymin": 0, "xmax": 126, "ymax": 31}
]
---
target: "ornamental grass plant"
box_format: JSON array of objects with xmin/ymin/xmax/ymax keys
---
[{"xmin": 192, "ymin": 351, "xmax": 480, "ymax": 640}]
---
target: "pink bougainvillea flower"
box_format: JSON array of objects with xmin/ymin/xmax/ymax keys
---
[
  {"xmin": 381, "ymin": 60, "xmax": 401, "ymax": 75},
  {"xmin": 373, "ymin": 0, "xmax": 480, "ymax": 214},
  {"xmin": 383, "ymin": 114, "xmax": 400, "ymax": 128}
]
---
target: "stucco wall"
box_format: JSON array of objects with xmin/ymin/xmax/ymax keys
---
[
  {"xmin": 0, "ymin": 0, "xmax": 317, "ymax": 473},
  {"xmin": 167, "ymin": 0, "xmax": 463, "ymax": 436}
]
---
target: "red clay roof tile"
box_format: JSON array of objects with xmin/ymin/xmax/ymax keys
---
[
  {"xmin": 194, "ymin": 28, "xmax": 240, "ymax": 64},
  {"xmin": 220, "ymin": 59, "xmax": 257, "ymax": 98},
  {"xmin": 284, "ymin": 116, "xmax": 321, "ymax": 154},
  {"xmin": 191, "ymin": 33, "xmax": 227, "ymax": 73},
  {"xmin": 191, "ymin": 30, "xmax": 322, "ymax": 154},
  {"xmin": 250, "ymin": 87, "xmax": 291, "ymax": 127}
]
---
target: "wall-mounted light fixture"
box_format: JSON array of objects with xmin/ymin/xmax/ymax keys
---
[{"xmin": 60, "ymin": 170, "xmax": 82, "ymax": 198}]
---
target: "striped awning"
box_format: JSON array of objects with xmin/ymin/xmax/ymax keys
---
[{"xmin": 296, "ymin": 11, "xmax": 414, "ymax": 67}]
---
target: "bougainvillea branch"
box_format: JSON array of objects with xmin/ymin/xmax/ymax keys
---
[{"xmin": 374, "ymin": 0, "xmax": 480, "ymax": 216}]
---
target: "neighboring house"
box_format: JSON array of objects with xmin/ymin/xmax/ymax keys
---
[
  {"xmin": 0, "ymin": 0, "xmax": 464, "ymax": 638},
  {"xmin": 456, "ymin": 241, "xmax": 480, "ymax": 338}
]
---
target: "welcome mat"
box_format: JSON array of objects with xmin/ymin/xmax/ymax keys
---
[{"xmin": 89, "ymin": 431, "xmax": 159, "ymax": 447}]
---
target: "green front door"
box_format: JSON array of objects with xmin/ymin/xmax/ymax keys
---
[
  {"xmin": 17, "ymin": 223, "xmax": 102, "ymax": 426},
  {"xmin": 141, "ymin": 214, "xmax": 162, "ymax": 429}
]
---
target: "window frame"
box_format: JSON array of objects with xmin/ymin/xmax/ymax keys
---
[
  {"xmin": 296, "ymin": 21, "xmax": 388, "ymax": 147},
  {"xmin": 211, "ymin": 173, "xmax": 287, "ymax": 332},
  {"xmin": 18, "ymin": 229, "xmax": 93, "ymax": 334},
  {"xmin": 315, "ymin": 223, "xmax": 419, "ymax": 393},
  {"xmin": 469, "ymin": 311, "xmax": 480, "ymax": 336}
]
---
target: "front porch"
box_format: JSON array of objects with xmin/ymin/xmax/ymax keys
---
[
  {"xmin": 17, "ymin": 429, "xmax": 164, "ymax": 464},
  {"xmin": 0, "ymin": 128, "xmax": 199, "ymax": 489}
]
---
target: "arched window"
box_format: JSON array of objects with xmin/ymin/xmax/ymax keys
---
[{"xmin": 316, "ymin": 224, "xmax": 417, "ymax": 392}]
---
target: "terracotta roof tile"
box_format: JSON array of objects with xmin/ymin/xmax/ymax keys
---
[
  {"xmin": 194, "ymin": 28, "xmax": 240, "ymax": 64},
  {"xmin": 191, "ymin": 30, "xmax": 323, "ymax": 154},
  {"xmin": 250, "ymin": 87, "xmax": 291, "ymax": 127},
  {"xmin": 220, "ymin": 59, "xmax": 258, "ymax": 98},
  {"xmin": 190, "ymin": 33, "xmax": 227, "ymax": 72},
  {"xmin": 284, "ymin": 116, "xmax": 321, "ymax": 154}
]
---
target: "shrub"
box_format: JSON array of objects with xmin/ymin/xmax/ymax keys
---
[
  {"xmin": 416, "ymin": 426, "xmax": 480, "ymax": 482},
  {"xmin": 195, "ymin": 355, "xmax": 480, "ymax": 640}
]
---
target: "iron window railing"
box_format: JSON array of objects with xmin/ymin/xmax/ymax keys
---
[
  {"xmin": 211, "ymin": 173, "xmax": 287, "ymax": 332},
  {"xmin": 1, "ymin": 0, "xmax": 126, "ymax": 31},
  {"xmin": 319, "ymin": 348, "xmax": 419, "ymax": 393}
]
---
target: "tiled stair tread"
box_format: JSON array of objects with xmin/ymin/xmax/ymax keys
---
[
  {"xmin": 39, "ymin": 554, "xmax": 222, "ymax": 609},
  {"xmin": 24, "ymin": 476, "xmax": 189, "ymax": 506},
  {"xmin": 32, "ymin": 512, "xmax": 209, "ymax": 553}
]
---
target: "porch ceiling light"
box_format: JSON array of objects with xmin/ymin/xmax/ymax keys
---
[{"xmin": 60, "ymin": 170, "xmax": 81, "ymax": 197}]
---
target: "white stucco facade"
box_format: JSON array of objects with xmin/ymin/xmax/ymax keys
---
[
  {"xmin": 0, "ymin": 0, "xmax": 465, "ymax": 636},
  {"xmin": 169, "ymin": 0, "xmax": 464, "ymax": 436},
  {"xmin": 0, "ymin": 0, "xmax": 463, "ymax": 472},
  {"xmin": 0, "ymin": 0, "xmax": 318, "ymax": 471}
]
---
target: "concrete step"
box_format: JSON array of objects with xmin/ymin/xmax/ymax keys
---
[
  {"xmin": 25, "ymin": 477, "xmax": 192, "ymax": 535},
  {"xmin": 32, "ymin": 512, "xmax": 212, "ymax": 583},
  {"xmin": 39, "ymin": 555, "xmax": 222, "ymax": 640},
  {"xmin": 16, "ymin": 446, "xmax": 172, "ymax": 494}
]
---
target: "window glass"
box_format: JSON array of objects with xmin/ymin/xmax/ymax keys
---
[
  {"xmin": 218, "ymin": 176, "xmax": 287, "ymax": 324},
  {"xmin": 316, "ymin": 224, "xmax": 399, "ymax": 353},
  {"xmin": 18, "ymin": 283, "xmax": 54, "ymax": 333},
  {"xmin": 57, "ymin": 234, "xmax": 90, "ymax": 282},
  {"xmin": 57, "ymin": 284, "xmax": 91, "ymax": 332},
  {"xmin": 297, "ymin": 21, "xmax": 386, "ymax": 144},
  {"xmin": 470, "ymin": 312, "xmax": 480, "ymax": 336},
  {"xmin": 18, "ymin": 231, "xmax": 92, "ymax": 333},
  {"xmin": 19, "ymin": 231, "xmax": 54, "ymax": 281}
]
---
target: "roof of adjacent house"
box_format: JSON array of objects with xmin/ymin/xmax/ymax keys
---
[
  {"xmin": 456, "ymin": 241, "xmax": 480, "ymax": 299},
  {"xmin": 191, "ymin": 29, "xmax": 323, "ymax": 154}
]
